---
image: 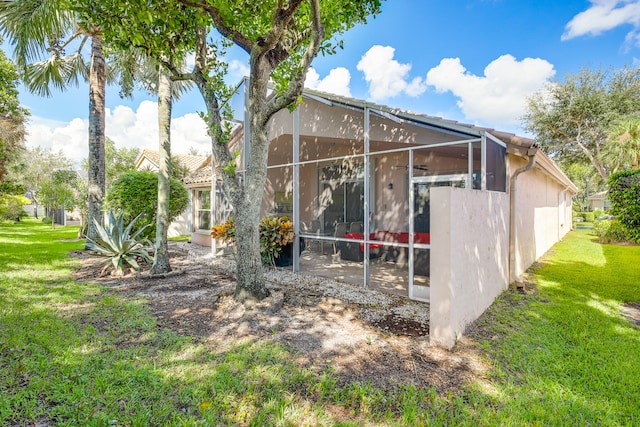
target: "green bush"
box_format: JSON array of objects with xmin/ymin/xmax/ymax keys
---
[
  {"xmin": 593, "ymin": 219, "xmax": 630, "ymax": 244},
  {"xmin": 583, "ymin": 212, "xmax": 595, "ymax": 222},
  {"xmin": 574, "ymin": 212, "xmax": 585, "ymax": 222},
  {"xmin": 0, "ymin": 194, "xmax": 29, "ymax": 222},
  {"xmin": 607, "ymin": 169, "xmax": 640, "ymax": 243},
  {"xmin": 42, "ymin": 217, "xmax": 52, "ymax": 224},
  {"xmin": 105, "ymin": 171, "xmax": 189, "ymax": 238}
]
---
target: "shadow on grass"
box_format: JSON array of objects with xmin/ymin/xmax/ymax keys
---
[
  {"xmin": 464, "ymin": 230, "xmax": 640, "ymax": 425},
  {"xmin": 2, "ymin": 220, "xmax": 467, "ymax": 425}
]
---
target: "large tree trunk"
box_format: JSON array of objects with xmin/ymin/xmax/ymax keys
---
[
  {"xmin": 151, "ymin": 69, "xmax": 172, "ymax": 274},
  {"xmin": 231, "ymin": 59, "xmax": 273, "ymax": 304},
  {"xmin": 85, "ymin": 35, "xmax": 106, "ymax": 245}
]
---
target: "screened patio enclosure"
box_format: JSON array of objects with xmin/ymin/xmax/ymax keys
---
[{"xmin": 214, "ymin": 79, "xmax": 508, "ymax": 302}]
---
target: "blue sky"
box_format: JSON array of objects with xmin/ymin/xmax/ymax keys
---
[{"xmin": 13, "ymin": 0, "xmax": 640, "ymax": 164}]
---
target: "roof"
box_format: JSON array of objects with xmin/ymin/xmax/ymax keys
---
[
  {"xmin": 181, "ymin": 85, "xmax": 578, "ymax": 193},
  {"xmin": 300, "ymin": 88, "xmax": 578, "ymax": 193},
  {"xmin": 588, "ymin": 190, "xmax": 608, "ymax": 200},
  {"xmin": 135, "ymin": 149, "xmax": 208, "ymax": 173},
  {"xmin": 183, "ymin": 157, "xmax": 213, "ymax": 186}
]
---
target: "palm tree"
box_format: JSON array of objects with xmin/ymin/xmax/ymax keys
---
[
  {"xmin": 0, "ymin": 0, "xmax": 110, "ymax": 244},
  {"xmin": 130, "ymin": 55, "xmax": 192, "ymax": 274},
  {"xmin": 604, "ymin": 116, "xmax": 640, "ymax": 171}
]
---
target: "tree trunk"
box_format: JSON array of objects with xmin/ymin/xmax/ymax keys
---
[
  {"xmin": 151, "ymin": 69, "xmax": 172, "ymax": 274},
  {"xmin": 85, "ymin": 35, "xmax": 106, "ymax": 246},
  {"xmin": 232, "ymin": 61, "xmax": 272, "ymax": 304}
]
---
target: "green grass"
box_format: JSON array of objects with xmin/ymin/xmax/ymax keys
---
[
  {"xmin": 0, "ymin": 218, "xmax": 456, "ymax": 425},
  {"xmin": 1, "ymin": 220, "xmax": 638, "ymax": 426},
  {"xmin": 465, "ymin": 228, "xmax": 640, "ymax": 426},
  {"xmin": 168, "ymin": 235, "xmax": 191, "ymax": 243}
]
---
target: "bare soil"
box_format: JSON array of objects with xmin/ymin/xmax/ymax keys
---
[{"xmin": 71, "ymin": 243, "xmax": 488, "ymax": 394}]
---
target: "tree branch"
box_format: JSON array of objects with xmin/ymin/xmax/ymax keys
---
[
  {"xmin": 263, "ymin": 0, "xmax": 324, "ymax": 120},
  {"xmin": 177, "ymin": 0, "xmax": 254, "ymax": 53}
]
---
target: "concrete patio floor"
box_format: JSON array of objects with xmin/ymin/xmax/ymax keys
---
[{"xmin": 296, "ymin": 247, "xmax": 430, "ymax": 301}]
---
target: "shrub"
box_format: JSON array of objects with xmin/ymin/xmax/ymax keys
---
[
  {"xmin": 211, "ymin": 215, "xmax": 295, "ymax": 266},
  {"xmin": 85, "ymin": 210, "xmax": 152, "ymax": 275},
  {"xmin": 593, "ymin": 219, "xmax": 630, "ymax": 244},
  {"xmin": 0, "ymin": 194, "xmax": 29, "ymax": 222},
  {"xmin": 259, "ymin": 216, "xmax": 295, "ymax": 265},
  {"xmin": 583, "ymin": 212, "xmax": 595, "ymax": 222},
  {"xmin": 42, "ymin": 217, "xmax": 52, "ymax": 224},
  {"xmin": 106, "ymin": 171, "xmax": 189, "ymax": 238},
  {"xmin": 607, "ymin": 169, "xmax": 640, "ymax": 243}
]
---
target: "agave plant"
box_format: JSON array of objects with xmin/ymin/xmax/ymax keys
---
[{"xmin": 85, "ymin": 210, "xmax": 152, "ymax": 275}]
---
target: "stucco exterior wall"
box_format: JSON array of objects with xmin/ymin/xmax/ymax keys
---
[
  {"xmin": 510, "ymin": 156, "xmax": 573, "ymax": 278},
  {"xmin": 430, "ymin": 187, "xmax": 509, "ymax": 349}
]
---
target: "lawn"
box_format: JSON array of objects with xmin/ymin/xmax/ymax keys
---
[{"xmin": 0, "ymin": 219, "xmax": 638, "ymax": 425}]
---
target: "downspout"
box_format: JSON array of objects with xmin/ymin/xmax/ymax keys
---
[{"xmin": 509, "ymin": 144, "xmax": 538, "ymax": 286}]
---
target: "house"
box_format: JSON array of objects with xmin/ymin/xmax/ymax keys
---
[
  {"xmin": 588, "ymin": 190, "xmax": 610, "ymax": 211},
  {"xmin": 183, "ymin": 79, "xmax": 577, "ymax": 348},
  {"xmin": 134, "ymin": 149, "xmax": 208, "ymax": 236}
]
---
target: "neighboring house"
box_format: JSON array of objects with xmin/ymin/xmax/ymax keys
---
[
  {"xmin": 588, "ymin": 190, "xmax": 610, "ymax": 211},
  {"xmin": 134, "ymin": 149, "xmax": 208, "ymax": 236},
  {"xmin": 184, "ymin": 79, "xmax": 578, "ymax": 348}
]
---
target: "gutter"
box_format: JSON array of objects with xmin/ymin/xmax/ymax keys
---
[{"xmin": 509, "ymin": 144, "xmax": 538, "ymax": 286}]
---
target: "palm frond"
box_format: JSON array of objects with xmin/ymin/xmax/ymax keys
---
[
  {"xmin": 0, "ymin": 0, "xmax": 79, "ymax": 65},
  {"xmin": 22, "ymin": 51, "xmax": 87, "ymax": 96}
]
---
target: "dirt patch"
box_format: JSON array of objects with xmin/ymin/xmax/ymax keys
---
[
  {"xmin": 71, "ymin": 243, "xmax": 487, "ymax": 394},
  {"xmin": 622, "ymin": 303, "xmax": 640, "ymax": 326}
]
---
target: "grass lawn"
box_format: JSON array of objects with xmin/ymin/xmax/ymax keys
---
[
  {"xmin": 1, "ymin": 219, "xmax": 638, "ymax": 425},
  {"xmin": 465, "ymin": 228, "xmax": 640, "ymax": 425}
]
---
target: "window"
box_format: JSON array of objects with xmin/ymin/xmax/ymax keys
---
[
  {"xmin": 319, "ymin": 163, "xmax": 365, "ymax": 232},
  {"xmin": 196, "ymin": 189, "xmax": 211, "ymax": 231},
  {"xmin": 486, "ymin": 139, "xmax": 507, "ymax": 192}
]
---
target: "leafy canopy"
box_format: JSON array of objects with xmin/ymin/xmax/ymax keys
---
[
  {"xmin": 0, "ymin": 42, "xmax": 29, "ymax": 183},
  {"xmin": 607, "ymin": 169, "xmax": 640, "ymax": 243},
  {"xmin": 523, "ymin": 66, "xmax": 640, "ymax": 180}
]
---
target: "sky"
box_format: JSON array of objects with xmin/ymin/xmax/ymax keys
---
[{"xmin": 10, "ymin": 0, "xmax": 640, "ymax": 165}]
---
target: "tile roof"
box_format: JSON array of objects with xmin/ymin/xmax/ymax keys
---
[{"xmin": 136, "ymin": 149, "xmax": 208, "ymax": 173}]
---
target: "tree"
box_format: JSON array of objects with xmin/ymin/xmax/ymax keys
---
[
  {"xmin": 559, "ymin": 161, "xmax": 603, "ymax": 212},
  {"xmin": 6, "ymin": 147, "xmax": 72, "ymax": 218},
  {"xmin": 0, "ymin": 0, "xmax": 138, "ymax": 244},
  {"xmin": 0, "ymin": 41, "xmax": 28, "ymax": 183},
  {"xmin": 88, "ymin": 0, "xmax": 382, "ymax": 303},
  {"xmin": 523, "ymin": 66, "xmax": 640, "ymax": 181},
  {"xmin": 151, "ymin": 68, "xmax": 173, "ymax": 274},
  {"xmin": 607, "ymin": 169, "xmax": 640, "ymax": 243},
  {"xmin": 82, "ymin": 137, "xmax": 140, "ymax": 191},
  {"xmin": 105, "ymin": 170, "xmax": 189, "ymax": 240},
  {"xmin": 39, "ymin": 169, "xmax": 78, "ymax": 228},
  {"xmin": 604, "ymin": 115, "xmax": 640, "ymax": 170}
]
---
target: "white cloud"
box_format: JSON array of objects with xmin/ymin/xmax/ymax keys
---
[
  {"xmin": 356, "ymin": 45, "xmax": 427, "ymax": 101},
  {"xmin": 563, "ymin": 0, "xmax": 640, "ymax": 49},
  {"xmin": 228, "ymin": 59, "xmax": 250, "ymax": 81},
  {"xmin": 426, "ymin": 54, "xmax": 556, "ymax": 126},
  {"xmin": 305, "ymin": 67, "xmax": 352, "ymax": 96},
  {"xmin": 26, "ymin": 101, "xmax": 210, "ymax": 166}
]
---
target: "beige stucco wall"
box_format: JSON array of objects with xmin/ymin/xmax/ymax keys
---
[
  {"xmin": 430, "ymin": 187, "xmax": 509, "ymax": 349},
  {"xmin": 510, "ymin": 156, "xmax": 573, "ymax": 279},
  {"xmin": 168, "ymin": 209, "xmax": 190, "ymax": 237}
]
